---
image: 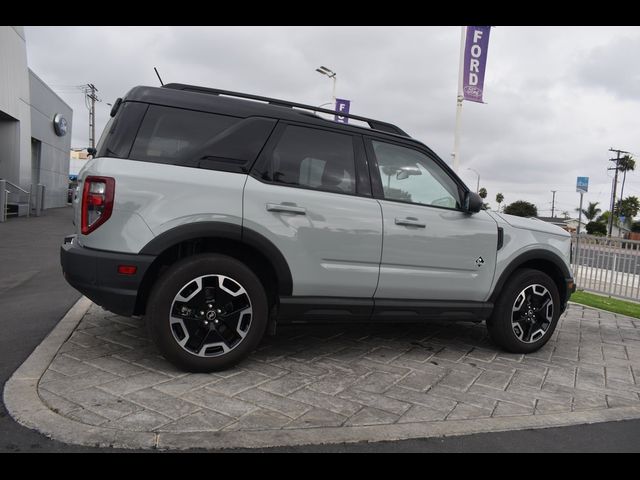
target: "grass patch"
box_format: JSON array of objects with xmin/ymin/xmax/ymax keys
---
[{"xmin": 570, "ymin": 290, "xmax": 640, "ymax": 319}]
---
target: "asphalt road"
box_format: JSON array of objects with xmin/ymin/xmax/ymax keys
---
[{"xmin": 1, "ymin": 207, "xmax": 639, "ymax": 452}]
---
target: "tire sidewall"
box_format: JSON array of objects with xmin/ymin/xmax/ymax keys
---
[
  {"xmin": 488, "ymin": 269, "xmax": 561, "ymax": 353},
  {"xmin": 146, "ymin": 254, "xmax": 268, "ymax": 372}
]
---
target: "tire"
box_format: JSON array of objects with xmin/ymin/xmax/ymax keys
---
[
  {"xmin": 486, "ymin": 268, "xmax": 560, "ymax": 354},
  {"xmin": 145, "ymin": 253, "xmax": 268, "ymax": 372}
]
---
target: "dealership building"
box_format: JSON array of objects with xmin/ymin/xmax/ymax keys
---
[{"xmin": 1, "ymin": 26, "xmax": 73, "ymax": 216}]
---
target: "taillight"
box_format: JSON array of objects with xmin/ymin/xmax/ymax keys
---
[{"xmin": 81, "ymin": 176, "xmax": 115, "ymax": 235}]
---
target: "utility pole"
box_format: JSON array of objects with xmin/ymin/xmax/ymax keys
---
[
  {"xmin": 81, "ymin": 84, "xmax": 100, "ymax": 148},
  {"xmin": 88, "ymin": 84, "xmax": 98, "ymax": 148},
  {"xmin": 608, "ymin": 148, "xmax": 631, "ymax": 237},
  {"xmin": 551, "ymin": 190, "xmax": 557, "ymax": 218}
]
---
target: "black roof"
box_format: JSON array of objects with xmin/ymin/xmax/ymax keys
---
[{"xmin": 121, "ymin": 83, "xmax": 416, "ymax": 143}]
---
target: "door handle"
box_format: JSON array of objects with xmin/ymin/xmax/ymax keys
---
[
  {"xmin": 395, "ymin": 217, "xmax": 426, "ymax": 228},
  {"xmin": 266, "ymin": 203, "xmax": 307, "ymax": 215}
]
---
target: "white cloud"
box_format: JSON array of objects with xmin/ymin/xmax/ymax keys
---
[{"xmin": 25, "ymin": 25, "xmax": 640, "ymax": 217}]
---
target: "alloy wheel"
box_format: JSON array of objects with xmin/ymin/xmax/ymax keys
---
[
  {"xmin": 169, "ymin": 274, "xmax": 252, "ymax": 357},
  {"xmin": 511, "ymin": 283, "xmax": 554, "ymax": 344}
]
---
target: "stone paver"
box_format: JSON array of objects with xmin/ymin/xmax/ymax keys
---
[{"xmin": 20, "ymin": 302, "xmax": 640, "ymax": 447}]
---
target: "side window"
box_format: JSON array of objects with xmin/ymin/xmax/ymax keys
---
[
  {"xmin": 372, "ymin": 140, "xmax": 461, "ymax": 209},
  {"xmin": 268, "ymin": 125, "xmax": 356, "ymax": 194},
  {"xmin": 129, "ymin": 105, "xmax": 240, "ymax": 165}
]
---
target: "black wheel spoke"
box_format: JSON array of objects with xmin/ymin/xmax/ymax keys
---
[
  {"xmin": 185, "ymin": 326, "xmax": 211, "ymax": 354},
  {"xmin": 535, "ymin": 298, "xmax": 551, "ymax": 313}
]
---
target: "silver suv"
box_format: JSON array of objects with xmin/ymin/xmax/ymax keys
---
[{"xmin": 61, "ymin": 83, "xmax": 575, "ymax": 372}]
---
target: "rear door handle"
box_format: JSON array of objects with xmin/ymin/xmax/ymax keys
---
[
  {"xmin": 395, "ymin": 217, "xmax": 426, "ymax": 228},
  {"xmin": 266, "ymin": 203, "xmax": 307, "ymax": 215}
]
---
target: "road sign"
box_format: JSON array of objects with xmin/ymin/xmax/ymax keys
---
[{"xmin": 576, "ymin": 176, "xmax": 589, "ymax": 193}]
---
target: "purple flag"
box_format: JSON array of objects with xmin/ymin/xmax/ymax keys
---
[
  {"xmin": 334, "ymin": 98, "xmax": 350, "ymax": 123},
  {"xmin": 463, "ymin": 26, "xmax": 491, "ymax": 103}
]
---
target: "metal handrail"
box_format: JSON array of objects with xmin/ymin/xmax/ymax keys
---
[
  {"xmin": 3, "ymin": 181, "xmax": 31, "ymax": 218},
  {"xmin": 4, "ymin": 180, "xmax": 30, "ymax": 195}
]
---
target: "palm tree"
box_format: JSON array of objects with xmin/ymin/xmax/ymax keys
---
[
  {"xmin": 381, "ymin": 166, "xmax": 399, "ymax": 188},
  {"xmin": 576, "ymin": 201, "xmax": 601, "ymax": 221},
  {"xmin": 618, "ymin": 155, "xmax": 635, "ymax": 205},
  {"xmin": 495, "ymin": 193, "xmax": 504, "ymax": 212},
  {"xmin": 561, "ymin": 210, "xmax": 570, "ymax": 219}
]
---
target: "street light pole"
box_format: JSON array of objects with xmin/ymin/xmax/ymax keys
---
[
  {"xmin": 316, "ymin": 66, "xmax": 337, "ymax": 106},
  {"xmin": 467, "ymin": 167, "xmax": 480, "ymax": 193}
]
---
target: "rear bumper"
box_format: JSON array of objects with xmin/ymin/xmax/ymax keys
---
[{"xmin": 60, "ymin": 235, "xmax": 155, "ymax": 316}]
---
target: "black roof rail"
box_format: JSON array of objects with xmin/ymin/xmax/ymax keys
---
[{"xmin": 162, "ymin": 83, "xmax": 409, "ymax": 137}]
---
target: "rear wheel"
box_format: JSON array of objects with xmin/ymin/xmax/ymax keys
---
[
  {"xmin": 486, "ymin": 268, "xmax": 560, "ymax": 353},
  {"xmin": 146, "ymin": 254, "xmax": 268, "ymax": 372}
]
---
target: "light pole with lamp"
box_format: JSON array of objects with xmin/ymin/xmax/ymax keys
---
[
  {"xmin": 467, "ymin": 167, "xmax": 480, "ymax": 194},
  {"xmin": 315, "ymin": 66, "xmax": 337, "ymax": 105}
]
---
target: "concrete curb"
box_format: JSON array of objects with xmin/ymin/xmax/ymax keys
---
[{"xmin": 5, "ymin": 298, "xmax": 640, "ymax": 450}]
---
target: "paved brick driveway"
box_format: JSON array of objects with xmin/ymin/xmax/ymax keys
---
[{"xmin": 35, "ymin": 303, "xmax": 640, "ymax": 440}]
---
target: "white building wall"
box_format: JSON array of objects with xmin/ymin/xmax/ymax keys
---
[
  {"xmin": 29, "ymin": 70, "xmax": 73, "ymax": 209},
  {"xmin": 0, "ymin": 26, "xmax": 31, "ymax": 188}
]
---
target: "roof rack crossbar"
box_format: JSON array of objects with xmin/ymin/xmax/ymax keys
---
[{"xmin": 162, "ymin": 83, "xmax": 408, "ymax": 137}]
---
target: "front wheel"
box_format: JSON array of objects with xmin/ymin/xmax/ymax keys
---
[
  {"xmin": 146, "ymin": 254, "xmax": 268, "ymax": 372},
  {"xmin": 486, "ymin": 268, "xmax": 560, "ymax": 354}
]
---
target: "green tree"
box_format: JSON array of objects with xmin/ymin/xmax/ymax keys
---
[
  {"xmin": 586, "ymin": 221, "xmax": 607, "ymax": 236},
  {"xmin": 614, "ymin": 196, "xmax": 640, "ymax": 226},
  {"xmin": 381, "ymin": 166, "xmax": 400, "ymax": 188},
  {"xmin": 618, "ymin": 155, "xmax": 635, "ymax": 202},
  {"xmin": 632, "ymin": 221, "xmax": 640, "ymax": 233},
  {"xmin": 576, "ymin": 201, "xmax": 602, "ymax": 221},
  {"xmin": 478, "ymin": 187, "xmax": 487, "ymax": 199},
  {"xmin": 503, "ymin": 200, "xmax": 538, "ymax": 217},
  {"xmin": 495, "ymin": 192, "xmax": 504, "ymax": 212}
]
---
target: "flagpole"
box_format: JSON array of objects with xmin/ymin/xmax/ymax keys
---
[{"xmin": 452, "ymin": 25, "xmax": 466, "ymax": 174}]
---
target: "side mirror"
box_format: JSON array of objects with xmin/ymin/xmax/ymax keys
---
[
  {"xmin": 396, "ymin": 166, "xmax": 422, "ymax": 180},
  {"xmin": 87, "ymin": 147, "xmax": 97, "ymax": 157},
  {"xmin": 465, "ymin": 191, "xmax": 483, "ymax": 213}
]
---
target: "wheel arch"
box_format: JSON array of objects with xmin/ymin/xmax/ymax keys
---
[
  {"xmin": 490, "ymin": 249, "xmax": 570, "ymax": 308},
  {"xmin": 135, "ymin": 222, "xmax": 293, "ymax": 315}
]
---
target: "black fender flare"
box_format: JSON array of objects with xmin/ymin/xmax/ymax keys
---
[
  {"xmin": 139, "ymin": 221, "xmax": 293, "ymax": 295},
  {"xmin": 489, "ymin": 249, "xmax": 571, "ymax": 303}
]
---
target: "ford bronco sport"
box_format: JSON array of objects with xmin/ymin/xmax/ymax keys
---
[{"xmin": 61, "ymin": 83, "xmax": 576, "ymax": 372}]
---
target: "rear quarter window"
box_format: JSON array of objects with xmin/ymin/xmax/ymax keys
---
[{"xmin": 129, "ymin": 105, "xmax": 240, "ymax": 165}]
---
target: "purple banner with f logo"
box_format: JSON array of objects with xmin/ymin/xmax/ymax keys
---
[
  {"xmin": 334, "ymin": 98, "xmax": 350, "ymax": 123},
  {"xmin": 463, "ymin": 26, "xmax": 491, "ymax": 103}
]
